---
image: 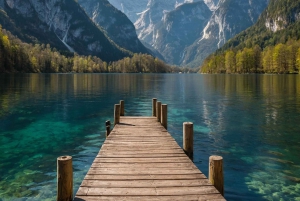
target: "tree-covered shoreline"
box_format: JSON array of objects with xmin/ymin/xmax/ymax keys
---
[
  {"xmin": 200, "ymin": 39, "xmax": 300, "ymax": 74},
  {"xmin": 0, "ymin": 26, "xmax": 194, "ymax": 74}
]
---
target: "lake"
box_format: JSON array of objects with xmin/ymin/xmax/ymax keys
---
[{"xmin": 0, "ymin": 73, "xmax": 300, "ymax": 201}]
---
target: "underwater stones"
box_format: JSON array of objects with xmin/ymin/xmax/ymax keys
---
[
  {"xmin": 241, "ymin": 156, "xmax": 254, "ymax": 164},
  {"xmin": 268, "ymin": 150, "xmax": 284, "ymax": 156},
  {"xmin": 285, "ymin": 176, "xmax": 300, "ymax": 183}
]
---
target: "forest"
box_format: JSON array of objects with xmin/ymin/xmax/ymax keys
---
[
  {"xmin": 200, "ymin": 39, "xmax": 300, "ymax": 74},
  {"xmin": 0, "ymin": 26, "xmax": 192, "ymax": 74}
]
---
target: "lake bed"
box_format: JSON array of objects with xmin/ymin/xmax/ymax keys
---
[{"xmin": 0, "ymin": 74, "xmax": 300, "ymax": 200}]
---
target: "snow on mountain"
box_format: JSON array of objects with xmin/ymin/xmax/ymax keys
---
[
  {"xmin": 181, "ymin": 0, "xmax": 269, "ymax": 67},
  {"xmin": 107, "ymin": 0, "xmax": 269, "ymax": 67},
  {"xmin": 107, "ymin": 0, "xmax": 148, "ymax": 22},
  {"xmin": 77, "ymin": 0, "xmax": 150, "ymax": 54},
  {"xmin": 0, "ymin": 0, "xmax": 129, "ymax": 61}
]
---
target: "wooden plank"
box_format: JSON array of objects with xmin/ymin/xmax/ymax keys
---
[
  {"xmin": 93, "ymin": 157, "xmax": 192, "ymax": 163},
  {"xmin": 75, "ymin": 116, "xmax": 225, "ymax": 200},
  {"xmin": 86, "ymin": 168, "xmax": 201, "ymax": 175},
  {"xmin": 99, "ymin": 149, "xmax": 184, "ymax": 153},
  {"xmin": 100, "ymin": 146, "xmax": 182, "ymax": 150},
  {"xmin": 103, "ymin": 141, "xmax": 180, "ymax": 146},
  {"xmin": 74, "ymin": 194, "xmax": 225, "ymax": 201},
  {"xmin": 84, "ymin": 174, "xmax": 207, "ymax": 180},
  {"xmin": 80, "ymin": 179, "xmax": 212, "ymax": 188},
  {"xmin": 96, "ymin": 154, "xmax": 187, "ymax": 158},
  {"xmin": 90, "ymin": 163, "xmax": 194, "ymax": 168},
  {"xmin": 77, "ymin": 186, "xmax": 219, "ymax": 196}
]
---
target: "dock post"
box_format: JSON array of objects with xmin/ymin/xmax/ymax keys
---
[
  {"xmin": 114, "ymin": 104, "xmax": 120, "ymax": 125},
  {"xmin": 152, "ymin": 98, "xmax": 157, "ymax": 117},
  {"xmin": 120, "ymin": 100, "xmax": 125, "ymax": 116},
  {"xmin": 57, "ymin": 156, "xmax": 73, "ymax": 201},
  {"xmin": 183, "ymin": 122, "xmax": 193, "ymax": 160},
  {"xmin": 106, "ymin": 120, "xmax": 111, "ymax": 137},
  {"xmin": 156, "ymin": 101, "xmax": 161, "ymax": 122},
  {"xmin": 161, "ymin": 104, "xmax": 167, "ymax": 129},
  {"xmin": 209, "ymin": 156, "xmax": 224, "ymax": 196}
]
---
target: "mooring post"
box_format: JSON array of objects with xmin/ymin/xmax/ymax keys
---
[
  {"xmin": 156, "ymin": 101, "xmax": 161, "ymax": 122},
  {"xmin": 209, "ymin": 155, "xmax": 224, "ymax": 196},
  {"xmin": 120, "ymin": 100, "xmax": 125, "ymax": 116},
  {"xmin": 161, "ymin": 104, "xmax": 167, "ymax": 129},
  {"xmin": 114, "ymin": 104, "xmax": 120, "ymax": 126},
  {"xmin": 152, "ymin": 98, "xmax": 157, "ymax": 117},
  {"xmin": 57, "ymin": 156, "xmax": 73, "ymax": 201},
  {"xmin": 106, "ymin": 120, "xmax": 111, "ymax": 137},
  {"xmin": 183, "ymin": 122, "xmax": 193, "ymax": 161}
]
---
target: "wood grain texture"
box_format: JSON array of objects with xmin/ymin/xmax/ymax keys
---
[{"xmin": 75, "ymin": 117, "xmax": 226, "ymax": 200}]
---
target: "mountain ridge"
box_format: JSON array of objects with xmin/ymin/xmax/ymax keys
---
[
  {"xmin": 77, "ymin": 0, "xmax": 150, "ymax": 55},
  {"xmin": 0, "ymin": 0, "xmax": 141, "ymax": 62},
  {"xmin": 199, "ymin": 0, "xmax": 300, "ymax": 74},
  {"xmin": 108, "ymin": 0, "xmax": 269, "ymax": 67}
]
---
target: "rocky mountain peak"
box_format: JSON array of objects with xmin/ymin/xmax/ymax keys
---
[
  {"xmin": 0, "ymin": 0, "xmax": 131, "ymax": 62},
  {"xmin": 77, "ymin": 0, "xmax": 149, "ymax": 54}
]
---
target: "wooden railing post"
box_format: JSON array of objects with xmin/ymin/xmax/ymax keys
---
[
  {"xmin": 57, "ymin": 156, "xmax": 73, "ymax": 201},
  {"xmin": 156, "ymin": 101, "xmax": 161, "ymax": 122},
  {"xmin": 183, "ymin": 122, "xmax": 193, "ymax": 161},
  {"xmin": 209, "ymin": 156, "xmax": 224, "ymax": 196},
  {"xmin": 152, "ymin": 98, "xmax": 157, "ymax": 117},
  {"xmin": 114, "ymin": 104, "xmax": 120, "ymax": 126},
  {"xmin": 161, "ymin": 104, "xmax": 167, "ymax": 129},
  {"xmin": 106, "ymin": 120, "xmax": 111, "ymax": 137},
  {"xmin": 120, "ymin": 100, "xmax": 125, "ymax": 116}
]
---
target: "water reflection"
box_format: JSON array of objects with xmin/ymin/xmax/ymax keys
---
[{"xmin": 0, "ymin": 74, "xmax": 300, "ymax": 200}]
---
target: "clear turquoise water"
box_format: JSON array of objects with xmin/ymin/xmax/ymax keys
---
[{"xmin": 0, "ymin": 74, "xmax": 300, "ymax": 201}]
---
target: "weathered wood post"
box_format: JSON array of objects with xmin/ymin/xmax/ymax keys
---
[
  {"xmin": 152, "ymin": 98, "xmax": 157, "ymax": 117},
  {"xmin": 114, "ymin": 104, "xmax": 120, "ymax": 126},
  {"xmin": 156, "ymin": 101, "xmax": 161, "ymax": 122},
  {"xmin": 183, "ymin": 122, "xmax": 193, "ymax": 161},
  {"xmin": 120, "ymin": 100, "xmax": 125, "ymax": 116},
  {"xmin": 209, "ymin": 155, "xmax": 224, "ymax": 196},
  {"xmin": 106, "ymin": 120, "xmax": 111, "ymax": 137},
  {"xmin": 161, "ymin": 104, "xmax": 167, "ymax": 129},
  {"xmin": 57, "ymin": 156, "xmax": 73, "ymax": 201}
]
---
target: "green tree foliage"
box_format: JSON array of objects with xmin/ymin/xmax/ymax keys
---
[
  {"xmin": 0, "ymin": 26, "xmax": 186, "ymax": 73},
  {"xmin": 200, "ymin": 39, "xmax": 300, "ymax": 74},
  {"xmin": 200, "ymin": 0, "xmax": 300, "ymax": 74}
]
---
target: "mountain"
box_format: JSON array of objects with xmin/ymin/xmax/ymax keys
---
[
  {"xmin": 0, "ymin": 0, "xmax": 131, "ymax": 62},
  {"xmin": 106, "ymin": 0, "xmax": 148, "ymax": 23},
  {"xmin": 219, "ymin": 0, "xmax": 300, "ymax": 51},
  {"xmin": 77, "ymin": 0, "xmax": 150, "ymax": 55},
  {"xmin": 134, "ymin": 0, "xmax": 201, "ymax": 46},
  {"xmin": 108, "ymin": 0, "xmax": 269, "ymax": 67},
  {"xmin": 181, "ymin": 0, "xmax": 269, "ymax": 67},
  {"xmin": 199, "ymin": 0, "xmax": 300, "ymax": 74},
  {"xmin": 153, "ymin": 1, "xmax": 212, "ymax": 65}
]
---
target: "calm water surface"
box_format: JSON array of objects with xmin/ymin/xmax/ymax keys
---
[{"xmin": 0, "ymin": 74, "xmax": 300, "ymax": 201}]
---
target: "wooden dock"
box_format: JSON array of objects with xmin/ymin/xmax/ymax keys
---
[{"xmin": 72, "ymin": 107, "xmax": 226, "ymax": 201}]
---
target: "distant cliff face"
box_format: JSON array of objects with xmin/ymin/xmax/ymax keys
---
[
  {"xmin": 0, "ymin": 0, "xmax": 131, "ymax": 62},
  {"xmin": 153, "ymin": 1, "xmax": 212, "ymax": 65},
  {"xmin": 77, "ymin": 0, "xmax": 150, "ymax": 54},
  {"xmin": 182, "ymin": 0, "xmax": 269, "ymax": 67},
  {"xmin": 108, "ymin": 0, "xmax": 269, "ymax": 67},
  {"xmin": 106, "ymin": 0, "xmax": 148, "ymax": 23},
  {"xmin": 264, "ymin": 0, "xmax": 300, "ymax": 33}
]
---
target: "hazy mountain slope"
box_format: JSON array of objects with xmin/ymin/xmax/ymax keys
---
[
  {"xmin": 108, "ymin": 0, "xmax": 268, "ymax": 67},
  {"xmin": 219, "ymin": 0, "xmax": 300, "ymax": 51},
  {"xmin": 0, "ymin": 0, "xmax": 129, "ymax": 62},
  {"xmin": 78, "ymin": 0, "xmax": 150, "ymax": 54},
  {"xmin": 153, "ymin": 1, "xmax": 211, "ymax": 65},
  {"xmin": 182, "ymin": 0, "xmax": 269, "ymax": 67},
  {"xmin": 106, "ymin": 0, "xmax": 148, "ymax": 23},
  {"xmin": 134, "ymin": 0, "xmax": 202, "ymax": 46}
]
